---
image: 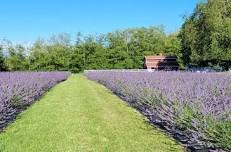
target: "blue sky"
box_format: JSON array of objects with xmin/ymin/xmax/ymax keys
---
[{"xmin": 0, "ymin": 0, "xmax": 201, "ymax": 43}]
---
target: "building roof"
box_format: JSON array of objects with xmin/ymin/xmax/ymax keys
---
[{"xmin": 144, "ymin": 55, "xmax": 177, "ymax": 60}]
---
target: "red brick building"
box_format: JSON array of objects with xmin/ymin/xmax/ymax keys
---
[{"xmin": 144, "ymin": 55, "xmax": 178, "ymax": 70}]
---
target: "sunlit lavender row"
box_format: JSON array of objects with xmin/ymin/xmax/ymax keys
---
[
  {"xmin": 0, "ymin": 72, "xmax": 70, "ymax": 129},
  {"xmin": 86, "ymin": 71, "xmax": 231, "ymax": 151}
]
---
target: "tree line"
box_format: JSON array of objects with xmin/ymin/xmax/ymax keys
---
[
  {"xmin": 0, "ymin": 27, "xmax": 181, "ymax": 73},
  {"xmin": 0, "ymin": 0, "xmax": 231, "ymax": 72}
]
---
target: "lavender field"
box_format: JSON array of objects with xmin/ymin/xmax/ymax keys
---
[
  {"xmin": 86, "ymin": 71, "xmax": 231, "ymax": 151},
  {"xmin": 0, "ymin": 72, "xmax": 70, "ymax": 129}
]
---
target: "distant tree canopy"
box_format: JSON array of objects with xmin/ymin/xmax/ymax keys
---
[
  {"xmin": 0, "ymin": 26, "xmax": 182, "ymax": 72},
  {"xmin": 179, "ymin": 0, "xmax": 231, "ymax": 69}
]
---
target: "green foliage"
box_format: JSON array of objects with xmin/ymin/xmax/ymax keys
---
[
  {"xmin": 0, "ymin": 47, "xmax": 5, "ymax": 71},
  {"xmin": 29, "ymin": 34, "xmax": 71, "ymax": 71},
  {"xmin": 175, "ymin": 104, "xmax": 198, "ymax": 130},
  {"xmin": 68, "ymin": 46, "xmax": 85, "ymax": 73},
  {"xmin": 205, "ymin": 119, "xmax": 231, "ymax": 150},
  {"xmin": 106, "ymin": 26, "xmax": 181, "ymax": 69},
  {"xmin": 180, "ymin": 0, "xmax": 231, "ymax": 69},
  {"xmin": 11, "ymin": 95, "xmax": 23, "ymax": 108},
  {"xmin": 175, "ymin": 104, "xmax": 231, "ymax": 150},
  {"xmin": 0, "ymin": 27, "xmax": 182, "ymax": 72},
  {"xmin": 5, "ymin": 44, "xmax": 28, "ymax": 71}
]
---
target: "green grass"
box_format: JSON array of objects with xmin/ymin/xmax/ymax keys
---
[{"xmin": 0, "ymin": 75, "xmax": 185, "ymax": 152}]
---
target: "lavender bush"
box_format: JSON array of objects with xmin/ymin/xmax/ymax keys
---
[
  {"xmin": 0, "ymin": 72, "xmax": 70, "ymax": 129},
  {"xmin": 86, "ymin": 71, "xmax": 231, "ymax": 151}
]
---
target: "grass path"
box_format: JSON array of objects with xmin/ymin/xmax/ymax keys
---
[{"xmin": 0, "ymin": 75, "xmax": 184, "ymax": 152}]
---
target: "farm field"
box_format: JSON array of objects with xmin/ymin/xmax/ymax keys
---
[
  {"xmin": 86, "ymin": 71, "xmax": 231, "ymax": 151},
  {"xmin": 1, "ymin": 0, "xmax": 231, "ymax": 151},
  {"xmin": 0, "ymin": 75, "xmax": 184, "ymax": 152},
  {"xmin": 0, "ymin": 72, "xmax": 70, "ymax": 129}
]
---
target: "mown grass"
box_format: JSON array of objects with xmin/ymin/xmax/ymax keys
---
[{"xmin": 0, "ymin": 75, "xmax": 185, "ymax": 152}]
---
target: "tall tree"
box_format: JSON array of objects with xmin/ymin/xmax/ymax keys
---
[
  {"xmin": 0, "ymin": 47, "xmax": 5, "ymax": 71},
  {"xmin": 180, "ymin": 0, "xmax": 231, "ymax": 69},
  {"xmin": 6, "ymin": 44, "xmax": 27, "ymax": 71}
]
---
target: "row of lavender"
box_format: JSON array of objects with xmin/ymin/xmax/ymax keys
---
[
  {"xmin": 0, "ymin": 72, "xmax": 70, "ymax": 129},
  {"xmin": 86, "ymin": 71, "xmax": 231, "ymax": 151}
]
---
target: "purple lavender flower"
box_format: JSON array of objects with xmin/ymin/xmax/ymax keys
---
[
  {"xmin": 85, "ymin": 71, "xmax": 231, "ymax": 151},
  {"xmin": 0, "ymin": 72, "xmax": 70, "ymax": 129}
]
